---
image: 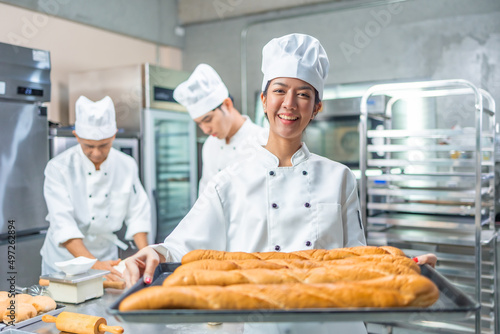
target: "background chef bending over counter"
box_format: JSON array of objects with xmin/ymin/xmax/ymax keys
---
[{"xmin": 40, "ymin": 95, "xmax": 151, "ymax": 282}]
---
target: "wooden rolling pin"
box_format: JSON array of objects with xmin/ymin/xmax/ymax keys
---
[
  {"xmin": 42, "ymin": 312, "xmax": 124, "ymax": 334},
  {"xmin": 39, "ymin": 278, "xmax": 125, "ymax": 290}
]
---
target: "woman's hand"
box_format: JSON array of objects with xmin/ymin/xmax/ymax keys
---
[
  {"xmin": 92, "ymin": 259, "xmax": 123, "ymax": 281},
  {"xmin": 413, "ymin": 253, "xmax": 437, "ymax": 268},
  {"xmin": 124, "ymin": 247, "xmax": 163, "ymax": 288}
]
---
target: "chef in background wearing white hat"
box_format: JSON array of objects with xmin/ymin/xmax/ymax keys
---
[
  {"xmin": 40, "ymin": 96, "xmax": 151, "ymax": 281},
  {"xmin": 173, "ymin": 63, "xmax": 264, "ymax": 195}
]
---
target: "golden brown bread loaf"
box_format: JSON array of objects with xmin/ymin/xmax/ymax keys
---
[
  {"xmin": 2, "ymin": 302, "xmax": 37, "ymax": 324},
  {"xmin": 14, "ymin": 294, "xmax": 33, "ymax": 304},
  {"xmin": 325, "ymin": 254, "xmax": 421, "ymax": 274},
  {"xmin": 175, "ymin": 254, "xmax": 420, "ymax": 275},
  {"xmin": 181, "ymin": 246, "xmax": 404, "ymax": 264},
  {"xmin": 164, "ymin": 261, "xmax": 419, "ymax": 286},
  {"xmin": 121, "ymin": 246, "xmax": 438, "ymax": 312},
  {"xmin": 0, "ymin": 292, "xmax": 57, "ymax": 323},
  {"xmin": 120, "ymin": 274, "xmax": 439, "ymax": 311},
  {"xmin": 181, "ymin": 249, "xmax": 307, "ymax": 264},
  {"xmin": 31, "ymin": 295, "xmax": 57, "ymax": 314},
  {"xmin": 174, "ymin": 259, "xmax": 287, "ymax": 273}
]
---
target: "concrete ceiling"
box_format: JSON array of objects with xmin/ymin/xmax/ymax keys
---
[{"xmin": 177, "ymin": 0, "xmax": 342, "ymax": 25}]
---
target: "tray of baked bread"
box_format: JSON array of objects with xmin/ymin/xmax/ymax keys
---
[
  {"xmin": 108, "ymin": 246, "xmax": 479, "ymax": 324},
  {"xmin": 0, "ymin": 292, "xmax": 64, "ymax": 331}
]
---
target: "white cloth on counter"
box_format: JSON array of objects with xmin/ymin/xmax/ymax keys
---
[
  {"xmin": 40, "ymin": 145, "xmax": 151, "ymax": 274},
  {"xmin": 198, "ymin": 116, "xmax": 266, "ymax": 195},
  {"xmin": 150, "ymin": 141, "xmax": 367, "ymax": 334}
]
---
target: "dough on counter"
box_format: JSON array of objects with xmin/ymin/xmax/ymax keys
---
[
  {"xmin": 31, "ymin": 295, "xmax": 57, "ymax": 314},
  {"xmin": 2, "ymin": 302, "xmax": 37, "ymax": 324}
]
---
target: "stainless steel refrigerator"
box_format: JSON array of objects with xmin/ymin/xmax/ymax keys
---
[
  {"xmin": 68, "ymin": 64, "xmax": 198, "ymax": 244},
  {"xmin": 0, "ymin": 42, "xmax": 51, "ymax": 290}
]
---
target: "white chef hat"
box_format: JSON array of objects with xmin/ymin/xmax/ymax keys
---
[
  {"xmin": 261, "ymin": 33, "xmax": 329, "ymax": 100},
  {"xmin": 173, "ymin": 63, "xmax": 229, "ymax": 119},
  {"xmin": 74, "ymin": 96, "xmax": 117, "ymax": 140}
]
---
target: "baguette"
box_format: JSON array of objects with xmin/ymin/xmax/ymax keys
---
[
  {"xmin": 174, "ymin": 259, "xmax": 287, "ymax": 274},
  {"xmin": 324, "ymin": 255, "xmax": 421, "ymax": 274},
  {"xmin": 120, "ymin": 274, "xmax": 439, "ymax": 311},
  {"xmin": 181, "ymin": 246, "xmax": 406, "ymax": 264},
  {"xmin": 181, "ymin": 250, "xmax": 306, "ymax": 264},
  {"xmin": 175, "ymin": 255, "xmax": 419, "ymax": 274},
  {"xmin": 164, "ymin": 262, "xmax": 419, "ymax": 286}
]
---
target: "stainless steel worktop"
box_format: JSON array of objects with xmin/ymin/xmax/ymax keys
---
[{"xmin": 14, "ymin": 289, "xmax": 245, "ymax": 333}]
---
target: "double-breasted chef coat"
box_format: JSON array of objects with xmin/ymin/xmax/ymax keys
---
[
  {"xmin": 154, "ymin": 140, "xmax": 365, "ymax": 261},
  {"xmin": 40, "ymin": 145, "xmax": 151, "ymax": 274},
  {"xmin": 198, "ymin": 116, "xmax": 264, "ymax": 194},
  {"xmin": 152, "ymin": 141, "xmax": 367, "ymax": 334}
]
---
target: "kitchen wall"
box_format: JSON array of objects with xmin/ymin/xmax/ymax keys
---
[
  {"xmin": 181, "ymin": 0, "xmax": 500, "ymax": 125},
  {"xmin": 0, "ymin": 3, "xmax": 182, "ymax": 125},
  {"xmin": 0, "ymin": 0, "xmax": 184, "ymax": 47}
]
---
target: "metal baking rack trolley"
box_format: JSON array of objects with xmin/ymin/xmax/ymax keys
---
[{"xmin": 359, "ymin": 79, "xmax": 498, "ymax": 334}]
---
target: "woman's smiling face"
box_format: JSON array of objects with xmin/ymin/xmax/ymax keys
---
[{"xmin": 261, "ymin": 77, "xmax": 322, "ymax": 142}]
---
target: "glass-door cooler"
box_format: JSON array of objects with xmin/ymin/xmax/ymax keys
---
[{"xmin": 143, "ymin": 108, "xmax": 198, "ymax": 243}]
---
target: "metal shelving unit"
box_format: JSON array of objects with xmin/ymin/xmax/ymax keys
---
[{"xmin": 359, "ymin": 79, "xmax": 498, "ymax": 334}]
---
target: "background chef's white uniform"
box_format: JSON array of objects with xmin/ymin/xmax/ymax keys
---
[
  {"xmin": 40, "ymin": 145, "xmax": 151, "ymax": 274},
  {"xmin": 199, "ymin": 115, "xmax": 265, "ymax": 194},
  {"xmin": 151, "ymin": 141, "xmax": 367, "ymax": 334}
]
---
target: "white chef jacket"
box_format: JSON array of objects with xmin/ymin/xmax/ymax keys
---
[
  {"xmin": 40, "ymin": 145, "xmax": 151, "ymax": 274},
  {"xmin": 154, "ymin": 141, "xmax": 365, "ymax": 260},
  {"xmin": 198, "ymin": 115, "xmax": 264, "ymax": 195},
  {"xmin": 152, "ymin": 141, "xmax": 367, "ymax": 334}
]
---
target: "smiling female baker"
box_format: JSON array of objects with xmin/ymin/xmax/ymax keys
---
[{"xmin": 124, "ymin": 33, "xmax": 434, "ymax": 333}]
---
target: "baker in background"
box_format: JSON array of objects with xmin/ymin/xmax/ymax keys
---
[
  {"xmin": 173, "ymin": 63, "xmax": 264, "ymax": 194},
  {"xmin": 40, "ymin": 96, "xmax": 151, "ymax": 281}
]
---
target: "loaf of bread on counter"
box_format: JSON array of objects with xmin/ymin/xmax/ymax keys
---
[
  {"xmin": 31, "ymin": 295, "xmax": 57, "ymax": 314},
  {"xmin": 0, "ymin": 291, "xmax": 57, "ymax": 323},
  {"xmin": 120, "ymin": 274, "xmax": 439, "ymax": 311},
  {"xmin": 181, "ymin": 246, "xmax": 406, "ymax": 264},
  {"xmin": 14, "ymin": 294, "xmax": 33, "ymax": 304},
  {"xmin": 2, "ymin": 302, "xmax": 37, "ymax": 324},
  {"xmin": 164, "ymin": 261, "xmax": 419, "ymax": 286}
]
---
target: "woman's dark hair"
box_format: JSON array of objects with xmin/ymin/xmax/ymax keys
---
[{"xmin": 262, "ymin": 81, "xmax": 321, "ymax": 105}]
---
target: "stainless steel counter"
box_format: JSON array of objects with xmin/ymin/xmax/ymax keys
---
[{"xmin": 15, "ymin": 289, "xmax": 245, "ymax": 333}]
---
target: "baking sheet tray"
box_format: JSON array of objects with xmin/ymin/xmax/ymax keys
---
[
  {"xmin": 0, "ymin": 303, "xmax": 65, "ymax": 332},
  {"xmin": 108, "ymin": 263, "xmax": 479, "ymax": 324}
]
